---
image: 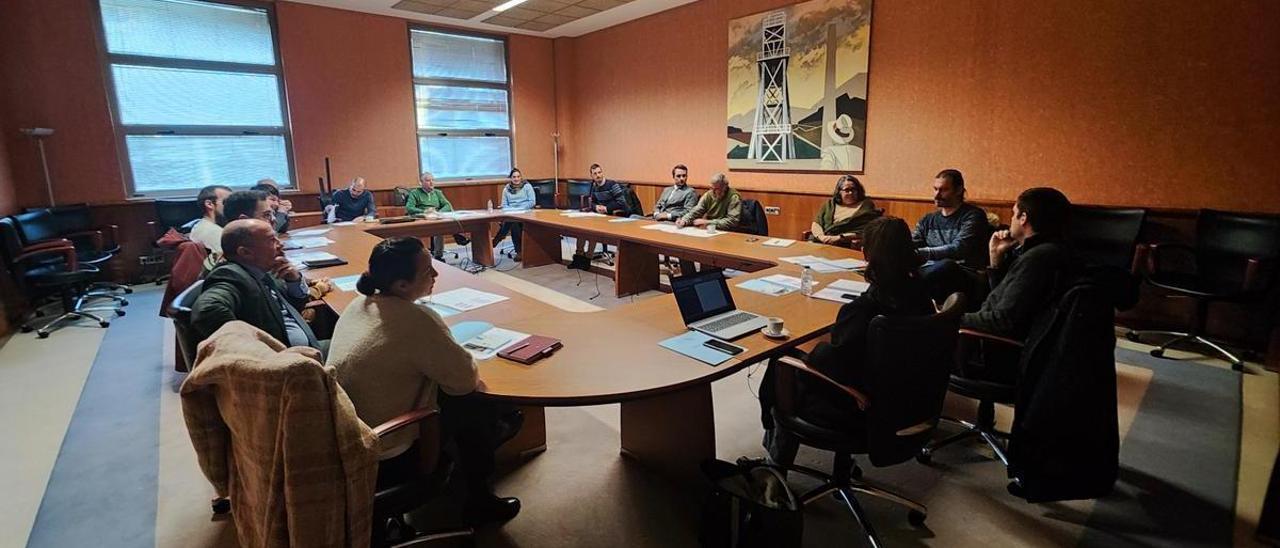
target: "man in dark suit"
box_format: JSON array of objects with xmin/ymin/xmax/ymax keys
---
[{"xmin": 191, "ymin": 219, "xmax": 325, "ymax": 354}]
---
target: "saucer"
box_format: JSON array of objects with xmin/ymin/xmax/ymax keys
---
[{"xmin": 761, "ymin": 327, "xmax": 790, "ymax": 339}]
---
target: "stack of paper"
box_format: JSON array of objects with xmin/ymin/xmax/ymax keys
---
[
  {"xmin": 330, "ymin": 274, "xmax": 361, "ymax": 292},
  {"xmin": 286, "ymin": 251, "xmax": 339, "ymax": 268},
  {"xmin": 761, "ymin": 238, "xmax": 796, "ymax": 248},
  {"xmin": 448, "ymin": 321, "xmax": 528, "ymax": 360},
  {"xmin": 562, "ymin": 211, "xmax": 606, "ymax": 218},
  {"xmin": 289, "ymin": 237, "xmax": 333, "ymax": 249},
  {"xmin": 811, "ymin": 279, "xmax": 872, "ymax": 304},
  {"xmin": 289, "ymin": 227, "xmax": 331, "ymax": 237},
  {"xmin": 780, "ymin": 255, "xmax": 867, "ymax": 273},
  {"xmin": 426, "ymin": 287, "xmax": 509, "ymax": 312},
  {"xmin": 608, "ymin": 217, "xmax": 639, "ymax": 223},
  {"xmin": 736, "ymin": 274, "xmax": 802, "ymax": 296},
  {"xmin": 658, "ymin": 330, "xmax": 738, "ymax": 366}
]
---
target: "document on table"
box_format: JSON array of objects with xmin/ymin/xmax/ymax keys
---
[
  {"xmin": 761, "ymin": 238, "xmax": 796, "ymax": 248},
  {"xmin": 440, "ymin": 210, "xmax": 481, "ymax": 218},
  {"xmin": 331, "ymin": 274, "xmax": 361, "ymax": 292},
  {"xmin": 287, "ymin": 237, "xmax": 333, "ymax": 249},
  {"xmin": 289, "ymin": 227, "xmax": 331, "ymax": 237},
  {"xmin": 811, "ymin": 280, "xmax": 871, "ymax": 304},
  {"xmin": 331, "ymin": 221, "xmax": 357, "ymax": 226},
  {"xmin": 736, "ymin": 274, "xmax": 802, "ymax": 296},
  {"xmin": 286, "ymin": 251, "xmax": 339, "ymax": 268},
  {"xmin": 608, "ymin": 217, "xmax": 639, "ymax": 223},
  {"xmin": 640, "ymin": 223, "xmax": 671, "ymax": 230},
  {"xmin": 658, "ymin": 330, "xmax": 737, "ymax": 366},
  {"xmin": 824, "ymin": 258, "xmax": 868, "ymax": 270},
  {"xmin": 448, "ymin": 321, "xmax": 527, "ymax": 360},
  {"xmin": 428, "ymin": 287, "xmax": 509, "ymax": 312},
  {"xmin": 501, "ymin": 209, "xmax": 531, "ymax": 215},
  {"xmin": 780, "ymin": 255, "xmax": 864, "ymax": 272},
  {"xmin": 562, "ymin": 211, "xmax": 607, "ymax": 218},
  {"xmin": 827, "ymin": 279, "xmax": 870, "ymax": 294},
  {"xmin": 414, "ymin": 297, "xmax": 461, "ymax": 318}
]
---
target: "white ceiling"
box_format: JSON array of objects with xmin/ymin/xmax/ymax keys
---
[{"xmin": 282, "ymin": 0, "xmax": 698, "ymax": 38}]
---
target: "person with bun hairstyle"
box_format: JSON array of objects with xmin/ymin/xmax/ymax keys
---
[{"xmin": 327, "ymin": 237, "xmax": 521, "ymax": 525}]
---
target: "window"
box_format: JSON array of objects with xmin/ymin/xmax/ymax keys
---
[
  {"xmin": 409, "ymin": 28, "xmax": 513, "ymax": 181},
  {"xmin": 98, "ymin": 0, "xmax": 293, "ymax": 195}
]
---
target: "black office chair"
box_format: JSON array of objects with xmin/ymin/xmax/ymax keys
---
[
  {"xmin": 11, "ymin": 210, "xmax": 127, "ymax": 313},
  {"xmin": 917, "ymin": 329, "xmax": 1019, "ymax": 469},
  {"xmin": 1126, "ymin": 209, "xmax": 1280, "ymax": 370},
  {"xmin": 770, "ymin": 293, "xmax": 964, "ymax": 547},
  {"xmin": 146, "ymin": 198, "xmax": 201, "ymax": 284},
  {"xmin": 370, "ymin": 410, "xmax": 473, "ymax": 547},
  {"xmin": 529, "ymin": 179, "xmax": 557, "ymax": 210},
  {"xmin": 392, "ymin": 186, "xmax": 411, "ymax": 207},
  {"xmin": 25, "ymin": 204, "xmax": 133, "ymax": 300},
  {"xmin": 0, "ymin": 217, "xmax": 120, "ymax": 338},
  {"xmin": 167, "ymin": 280, "xmax": 203, "ymax": 372},
  {"xmin": 738, "ymin": 199, "xmax": 769, "ymax": 236},
  {"xmin": 565, "ymin": 180, "xmax": 592, "ymax": 210},
  {"xmin": 1067, "ymin": 206, "xmax": 1147, "ymax": 272}
]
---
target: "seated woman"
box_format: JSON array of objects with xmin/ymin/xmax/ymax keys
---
[
  {"xmin": 760, "ymin": 217, "xmax": 935, "ymax": 465},
  {"xmin": 491, "ymin": 167, "xmax": 536, "ymax": 261},
  {"xmin": 327, "ymin": 237, "xmax": 520, "ymax": 524},
  {"xmin": 808, "ymin": 175, "xmax": 881, "ymax": 247}
]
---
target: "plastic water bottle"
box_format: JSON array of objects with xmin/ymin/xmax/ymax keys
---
[
  {"xmin": 800, "ymin": 266, "xmax": 815, "ymax": 296},
  {"xmin": 324, "ymin": 204, "xmax": 336, "ymax": 224},
  {"xmin": 487, "ymin": 199, "xmax": 493, "ymax": 213}
]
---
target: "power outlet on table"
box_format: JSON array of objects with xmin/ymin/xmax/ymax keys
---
[{"xmin": 763, "ymin": 206, "xmax": 781, "ymax": 215}]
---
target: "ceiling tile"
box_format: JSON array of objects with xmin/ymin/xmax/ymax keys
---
[
  {"xmin": 437, "ymin": 7, "xmax": 484, "ymax": 19},
  {"xmin": 517, "ymin": 20, "xmax": 557, "ymax": 31},
  {"xmin": 501, "ymin": 6, "xmax": 543, "ymax": 20},
  {"xmin": 575, "ymin": 0, "xmax": 628, "ymax": 11},
  {"xmin": 484, "ymin": 14, "xmax": 525, "ymax": 27},
  {"xmin": 534, "ymin": 13, "xmax": 574, "ymax": 25},
  {"xmin": 556, "ymin": 5, "xmax": 598, "ymax": 18}
]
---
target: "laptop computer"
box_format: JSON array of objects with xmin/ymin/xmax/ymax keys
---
[{"xmin": 671, "ymin": 269, "xmax": 769, "ymax": 340}]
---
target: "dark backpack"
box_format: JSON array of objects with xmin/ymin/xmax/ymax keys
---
[
  {"xmin": 699, "ymin": 459, "xmax": 802, "ymax": 548},
  {"xmin": 739, "ymin": 199, "xmax": 769, "ymax": 236}
]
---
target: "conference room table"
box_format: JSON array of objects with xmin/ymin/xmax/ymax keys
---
[{"xmin": 293, "ymin": 209, "xmax": 867, "ymax": 480}]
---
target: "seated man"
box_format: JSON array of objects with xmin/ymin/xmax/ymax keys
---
[
  {"xmin": 191, "ymin": 218, "xmax": 326, "ymax": 356},
  {"xmin": 653, "ymin": 164, "xmax": 700, "ymax": 274},
  {"xmin": 677, "ymin": 172, "xmax": 742, "ymax": 232},
  {"xmin": 913, "ymin": 169, "xmax": 991, "ymax": 302},
  {"xmin": 960, "ymin": 187, "xmax": 1074, "ymax": 384},
  {"xmin": 570, "ymin": 163, "xmax": 628, "ymax": 269},
  {"xmin": 251, "ymin": 180, "xmax": 292, "ymax": 233},
  {"xmin": 404, "ymin": 171, "xmax": 469, "ymax": 259},
  {"xmin": 189, "ymin": 184, "xmax": 231, "ymax": 260},
  {"xmin": 331, "ymin": 177, "xmax": 376, "ymax": 222}
]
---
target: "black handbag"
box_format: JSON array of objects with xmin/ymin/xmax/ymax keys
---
[{"xmin": 699, "ymin": 459, "xmax": 803, "ymax": 548}]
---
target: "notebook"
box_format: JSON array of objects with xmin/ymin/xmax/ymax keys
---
[{"xmin": 498, "ymin": 335, "xmax": 563, "ymax": 365}]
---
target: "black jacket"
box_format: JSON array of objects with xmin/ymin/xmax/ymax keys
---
[
  {"xmin": 587, "ymin": 180, "xmax": 629, "ymax": 214},
  {"xmin": 963, "ymin": 235, "xmax": 1073, "ymax": 339},
  {"xmin": 191, "ymin": 261, "xmax": 315, "ymax": 347},
  {"xmin": 1009, "ymin": 265, "xmax": 1137, "ymax": 502}
]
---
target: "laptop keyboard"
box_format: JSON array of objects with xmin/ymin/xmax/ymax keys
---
[{"xmin": 700, "ymin": 312, "xmax": 756, "ymax": 333}]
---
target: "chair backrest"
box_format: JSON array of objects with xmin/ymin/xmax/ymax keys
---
[
  {"xmin": 529, "ymin": 179, "xmax": 557, "ymax": 209},
  {"xmin": 169, "ymin": 279, "xmax": 204, "ymax": 371},
  {"xmin": 392, "ymin": 186, "xmax": 411, "ymax": 206},
  {"xmin": 0, "ymin": 217, "xmax": 26, "ymax": 269},
  {"xmin": 864, "ymin": 293, "xmax": 965, "ymax": 467},
  {"xmin": 565, "ymin": 180, "xmax": 592, "ymax": 210},
  {"xmin": 738, "ymin": 199, "xmax": 769, "ymax": 236},
  {"xmin": 622, "ymin": 184, "xmax": 644, "ymax": 217},
  {"xmin": 154, "ymin": 199, "xmax": 200, "ymax": 233},
  {"xmin": 1066, "ymin": 206, "xmax": 1146, "ymax": 272},
  {"xmin": 12, "ymin": 209, "xmax": 62, "ymax": 245},
  {"xmin": 29, "ymin": 203, "xmax": 94, "ymax": 234},
  {"xmin": 1196, "ymin": 209, "xmax": 1280, "ymax": 288}
]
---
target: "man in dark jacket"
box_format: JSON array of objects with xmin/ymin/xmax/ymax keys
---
[
  {"xmin": 191, "ymin": 219, "xmax": 324, "ymax": 354},
  {"xmin": 961, "ymin": 187, "xmax": 1074, "ymax": 383}
]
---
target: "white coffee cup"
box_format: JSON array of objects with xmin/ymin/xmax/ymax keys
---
[
  {"xmin": 766, "ymin": 317, "xmax": 784, "ymax": 336},
  {"xmin": 706, "ymin": 224, "xmax": 718, "ymax": 235}
]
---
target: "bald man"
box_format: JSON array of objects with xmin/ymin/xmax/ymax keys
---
[
  {"xmin": 191, "ymin": 219, "xmax": 324, "ymax": 353},
  {"xmin": 332, "ymin": 177, "xmax": 376, "ymax": 222}
]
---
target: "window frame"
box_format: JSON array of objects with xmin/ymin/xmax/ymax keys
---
[
  {"xmin": 94, "ymin": 0, "xmax": 296, "ymax": 198},
  {"xmin": 406, "ymin": 24, "xmax": 515, "ymax": 184}
]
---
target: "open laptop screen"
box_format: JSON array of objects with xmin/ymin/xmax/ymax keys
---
[{"xmin": 671, "ymin": 269, "xmax": 736, "ymax": 324}]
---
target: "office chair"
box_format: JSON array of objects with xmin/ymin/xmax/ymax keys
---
[
  {"xmin": 564, "ymin": 180, "xmax": 592, "ymax": 210},
  {"xmin": 0, "ymin": 217, "xmax": 121, "ymax": 338},
  {"xmin": 167, "ymin": 280, "xmax": 203, "ymax": 372},
  {"xmin": 370, "ymin": 410, "xmax": 474, "ymax": 547},
  {"xmin": 529, "ymin": 179, "xmax": 557, "ymax": 209},
  {"xmin": 146, "ymin": 198, "xmax": 201, "ymax": 284},
  {"xmin": 1126, "ymin": 209, "xmax": 1280, "ymax": 370},
  {"xmin": 770, "ymin": 293, "xmax": 964, "ymax": 548},
  {"xmin": 738, "ymin": 199, "xmax": 769, "ymax": 236},
  {"xmin": 21, "ymin": 205, "xmax": 132, "ymax": 302},
  {"xmin": 916, "ymin": 328, "xmax": 1019, "ymax": 469},
  {"xmin": 1066, "ymin": 205, "xmax": 1147, "ymax": 272}
]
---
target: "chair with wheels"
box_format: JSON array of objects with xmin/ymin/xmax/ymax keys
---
[
  {"xmin": 167, "ymin": 280, "xmax": 204, "ymax": 372},
  {"xmin": 146, "ymin": 198, "xmax": 201, "ymax": 284},
  {"xmin": 916, "ymin": 328, "xmax": 1020, "ymax": 470},
  {"xmin": 0, "ymin": 217, "xmax": 120, "ymax": 338},
  {"xmin": 1126, "ymin": 209, "xmax": 1280, "ymax": 370},
  {"xmin": 529, "ymin": 179, "xmax": 557, "ymax": 210},
  {"xmin": 20, "ymin": 205, "xmax": 132, "ymax": 304},
  {"xmin": 1066, "ymin": 205, "xmax": 1147, "ymax": 272},
  {"xmin": 769, "ymin": 293, "xmax": 964, "ymax": 548},
  {"xmin": 370, "ymin": 410, "xmax": 475, "ymax": 547}
]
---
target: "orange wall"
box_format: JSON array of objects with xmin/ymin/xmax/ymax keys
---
[
  {"xmin": 0, "ymin": 87, "xmax": 16, "ymax": 216},
  {"xmin": 556, "ymin": 0, "xmax": 1280, "ymax": 212},
  {"xmin": 0, "ymin": 0, "xmax": 558, "ymax": 205}
]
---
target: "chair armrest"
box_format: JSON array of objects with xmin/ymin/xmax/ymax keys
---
[
  {"xmin": 958, "ymin": 328, "xmax": 1024, "ymax": 348},
  {"xmin": 16, "ymin": 245, "xmax": 78, "ymax": 270},
  {"xmin": 579, "ymin": 195, "xmax": 591, "ymax": 211},
  {"xmin": 1131, "ymin": 243, "xmax": 1150, "ymax": 275},
  {"xmin": 776, "ymin": 355, "xmax": 868, "ymax": 410},
  {"xmin": 372, "ymin": 407, "xmax": 440, "ymax": 439},
  {"xmin": 1244, "ymin": 258, "xmax": 1264, "ymax": 293},
  {"xmin": 1147, "ymin": 242, "xmax": 1195, "ymax": 275},
  {"xmin": 801, "ymin": 230, "xmax": 813, "ymax": 241},
  {"xmin": 62, "ymin": 229, "xmax": 105, "ymax": 251},
  {"xmin": 24, "ymin": 238, "xmax": 75, "ymax": 252}
]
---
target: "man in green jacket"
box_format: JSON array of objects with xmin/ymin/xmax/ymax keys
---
[
  {"xmin": 677, "ymin": 172, "xmax": 742, "ymax": 231},
  {"xmin": 405, "ymin": 171, "xmax": 470, "ymax": 258}
]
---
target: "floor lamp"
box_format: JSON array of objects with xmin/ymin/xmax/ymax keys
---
[{"xmin": 20, "ymin": 127, "xmax": 55, "ymax": 206}]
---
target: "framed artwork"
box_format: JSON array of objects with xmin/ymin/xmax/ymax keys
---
[{"xmin": 727, "ymin": 0, "xmax": 872, "ymax": 172}]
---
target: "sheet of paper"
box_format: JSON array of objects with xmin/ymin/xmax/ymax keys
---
[
  {"xmin": 827, "ymin": 279, "xmax": 870, "ymax": 294},
  {"xmin": 330, "ymin": 274, "xmax": 361, "ymax": 292},
  {"xmin": 608, "ymin": 217, "xmax": 639, "ymax": 223},
  {"xmin": 416, "ymin": 297, "xmax": 461, "ymax": 318},
  {"xmin": 825, "ymin": 258, "xmax": 868, "ymax": 270},
  {"xmin": 562, "ymin": 211, "xmax": 606, "ymax": 218},
  {"xmin": 286, "ymin": 251, "xmax": 339, "ymax": 267},
  {"xmin": 640, "ymin": 223, "xmax": 671, "ymax": 230},
  {"xmin": 332, "ymin": 221, "xmax": 357, "ymax": 226},
  {"xmin": 289, "ymin": 237, "xmax": 333, "ymax": 249},
  {"xmin": 429, "ymin": 287, "xmax": 509, "ymax": 312},
  {"xmin": 761, "ymin": 238, "xmax": 796, "ymax": 248},
  {"xmin": 736, "ymin": 278, "xmax": 797, "ymax": 296},
  {"xmin": 780, "ymin": 255, "xmax": 824, "ymax": 266},
  {"xmin": 812, "ymin": 287, "xmax": 857, "ymax": 304},
  {"xmin": 658, "ymin": 330, "xmax": 737, "ymax": 366},
  {"xmin": 807, "ymin": 262, "xmax": 843, "ymax": 274},
  {"xmin": 446, "ymin": 321, "xmax": 525, "ymax": 360},
  {"xmin": 501, "ymin": 208, "xmax": 531, "ymax": 214},
  {"xmin": 289, "ymin": 227, "xmax": 331, "ymax": 237},
  {"xmin": 758, "ymin": 274, "xmax": 802, "ymax": 289},
  {"xmin": 440, "ymin": 210, "xmax": 481, "ymax": 218},
  {"xmin": 672, "ymin": 226, "xmax": 725, "ymax": 238}
]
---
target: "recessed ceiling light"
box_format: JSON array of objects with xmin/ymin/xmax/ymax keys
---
[{"xmin": 493, "ymin": 0, "xmax": 530, "ymax": 12}]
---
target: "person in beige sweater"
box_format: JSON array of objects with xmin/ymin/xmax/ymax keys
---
[{"xmin": 328, "ymin": 236, "xmax": 521, "ymax": 525}]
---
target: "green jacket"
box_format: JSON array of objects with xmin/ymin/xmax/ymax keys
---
[
  {"xmin": 680, "ymin": 188, "xmax": 742, "ymax": 230},
  {"xmin": 404, "ymin": 187, "xmax": 454, "ymax": 215},
  {"xmin": 191, "ymin": 261, "xmax": 315, "ymax": 347},
  {"xmin": 813, "ymin": 199, "xmax": 880, "ymax": 237}
]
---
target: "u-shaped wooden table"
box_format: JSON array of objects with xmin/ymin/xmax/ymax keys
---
[{"xmin": 307, "ymin": 210, "xmax": 865, "ymax": 480}]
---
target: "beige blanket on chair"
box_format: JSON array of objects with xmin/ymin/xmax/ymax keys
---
[{"xmin": 181, "ymin": 321, "xmax": 378, "ymax": 548}]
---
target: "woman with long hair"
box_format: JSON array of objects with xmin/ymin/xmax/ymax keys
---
[{"xmin": 492, "ymin": 167, "xmax": 536, "ymax": 261}]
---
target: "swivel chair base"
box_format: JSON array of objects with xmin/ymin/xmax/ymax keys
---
[
  {"xmin": 1125, "ymin": 329, "xmax": 1244, "ymax": 371},
  {"xmin": 918, "ymin": 400, "xmax": 1011, "ymax": 468},
  {"xmin": 779, "ymin": 453, "xmax": 926, "ymax": 548}
]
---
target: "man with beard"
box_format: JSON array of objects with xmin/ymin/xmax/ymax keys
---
[{"xmin": 913, "ymin": 169, "xmax": 990, "ymax": 302}]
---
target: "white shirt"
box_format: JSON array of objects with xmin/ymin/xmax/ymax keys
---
[{"xmin": 189, "ymin": 218, "xmax": 223, "ymax": 255}]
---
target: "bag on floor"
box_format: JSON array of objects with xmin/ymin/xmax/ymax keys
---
[{"xmin": 699, "ymin": 458, "xmax": 802, "ymax": 548}]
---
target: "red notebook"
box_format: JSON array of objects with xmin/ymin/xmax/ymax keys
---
[{"xmin": 498, "ymin": 335, "xmax": 563, "ymax": 365}]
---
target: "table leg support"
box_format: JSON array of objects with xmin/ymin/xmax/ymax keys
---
[
  {"xmin": 615, "ymin": 240, "xmax": 659, "ymax": 297},
  {"xmin": 496, "ymin": 405, "xmax": 547, "ymax": 463},
  {"xmin": 619, "ymin": 383, "xmax": 715, "ymax": 481},
  {"xmin": 468, "ymin": 223, "xmax": 496, "ymax": 267},
  {"xmin": 520, "ymin": 223, "xmax": 560, "ymax": 268}
]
